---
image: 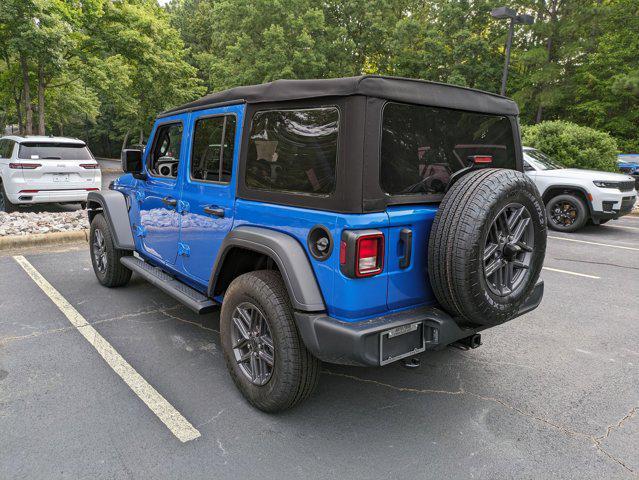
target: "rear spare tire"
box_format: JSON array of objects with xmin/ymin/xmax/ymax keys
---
[{"xmin": 428, "ymin": 169, "xmax": 546, "ymax": 326}]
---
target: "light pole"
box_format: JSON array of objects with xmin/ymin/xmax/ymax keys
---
[{"xmin": 491, "ymin": 7, "xmax": 534, "ymax": 96}]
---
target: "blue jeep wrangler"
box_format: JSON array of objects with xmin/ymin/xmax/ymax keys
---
[{"xmin": 88, "ymin": 76, "xmax": 546, "ymax": 412}]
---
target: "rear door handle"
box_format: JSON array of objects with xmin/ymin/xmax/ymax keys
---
[
  {"xmin": 203, "ymin": 206, "xmax": 225, "ymax": 218},
  {"xmin": 162, "ymin": 196, "xmax": 177, "ymax": 207},
  {"xmin": 399, "ymin": 228, "xmax": 412, "ymax": 269}
]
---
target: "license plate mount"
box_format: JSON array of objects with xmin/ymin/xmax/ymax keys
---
[{"xmin": 379, "ymin": 322, "xmax": 425, "ymax": 366}]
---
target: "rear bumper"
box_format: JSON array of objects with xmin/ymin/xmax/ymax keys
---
[
  {"xmin": 295, "ymin": 280, "xmax": 544, "ymax": 366},
  {"xmin": 8, "ymin": 189, "xmax": 95, "ymax": 204}
]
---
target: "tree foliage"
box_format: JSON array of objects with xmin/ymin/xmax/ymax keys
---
[
  {"xmin": 1, "ymin": 0, "xmax": 637, "ymax": 156},
  {"xmin": 522, "ymin": 120, "xmax": 619, "ymax": 172}
]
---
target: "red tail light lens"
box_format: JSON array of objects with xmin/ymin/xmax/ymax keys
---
[
  {"xmin": 9, "ymin": 163, "xmax": 41, "ymax": 169},
  {"xmin": 469, "ymin": 155, "xmax": 493, "ymax": 165},
  {"xmin": 80, "ymin": 163, "xmax": 99, "ymax": 169},
  {"xmin": 355, "ymin": 234, "xmax": 384, "ymax": 277}
]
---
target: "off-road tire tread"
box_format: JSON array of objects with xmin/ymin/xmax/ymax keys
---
[
  {"xmin": 428, "ymin": 169, "xmax": 546, "ymax": 325},
  {"xmin": 90, "ymin": 213, "xmax": 132, "ymax": 287},
  {"xmin": 221, "ymin": 270, "xmax": 320, "ymax": 412}
]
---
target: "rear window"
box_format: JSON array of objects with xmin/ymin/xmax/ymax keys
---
[
  {"xmin": 380, "ymin": 103, "xmax": 516, "ymax": 196},
  {"xmin": 246, "ymin": 107, "xmax": 339, "ymax": 195},
  {"xmin": 18, "ymin": 142, "xmax": 93, "ymax": 161}
]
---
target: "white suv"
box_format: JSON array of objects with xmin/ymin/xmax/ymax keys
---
[
  {"xmin": 0, "ymin": 136, "xmax": 101, "ymax": 212},
  {"xmin": 523, "ymin": 146, "xmax": 637, "ymax": 232}
]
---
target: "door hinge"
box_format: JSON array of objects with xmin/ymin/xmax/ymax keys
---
[
  {"xmin": 177, "ymin": 200, "xmax": 190, "ymax": 215},
  {"xmin": 135, "ymin": 225, "xmax": 146, "ymax": 238},
  {"xmin": 177, "ymin": 242, "xmax": 191, "ymax": 257}
]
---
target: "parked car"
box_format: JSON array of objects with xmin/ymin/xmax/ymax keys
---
[
  {"xmin": 523, "ymin": 147, "xmax": 637, "ymax": 232},
  {"xmin": 617, "ymin": 154, "xmax": 639, "ymax": 189},
  {"xmin": 0, "ymin": 135, "xmax": 100, "ymax": 212},
  {"xmin": 87, "ymin": 76, "xmax": 546, "ymax": 411}
]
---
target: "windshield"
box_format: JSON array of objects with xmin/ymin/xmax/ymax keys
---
[
  {"xmin": 18, "ymin": 142, "xmax": 93, "ymax": 160},
  {"xmin": 380, "ymin": 103, "xmax": 517, "ymax": 196},
  {"xmin": 618, "ymin": 155, "xmax": 639, "ymax": 164},
  {"xmin": 524, "ymin": 149, "xmax": 563, "ymax": 170}
]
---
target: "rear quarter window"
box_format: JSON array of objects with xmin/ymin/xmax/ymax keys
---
[
  {"xmin": 245, "ymin": 107, "xmax": 339, "ymax": 196},
  {"xmin": 380, "ymin": 102, "xmax": 516, "ymax": 196},
  {"xmin": 18, "ymin": 142, "xmax": 93, "ymax": 161}
]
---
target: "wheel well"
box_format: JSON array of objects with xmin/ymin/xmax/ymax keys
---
[
  {"xmin": 542, "ymin": 187, "xmax": 592, "ymax": 214},
  {"xmin": 212, "ymin": 247, "xmax": 279, "ymax": 297}
]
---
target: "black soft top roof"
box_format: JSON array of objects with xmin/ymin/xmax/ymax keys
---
[{"xmin": 159, "ymin": 75, "xmax": 519, "ymax": 118}]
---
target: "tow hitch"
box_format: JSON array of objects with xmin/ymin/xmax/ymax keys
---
[{"xmin": 453, "ymin": 333, "xmax": 482, "ymax": 350}]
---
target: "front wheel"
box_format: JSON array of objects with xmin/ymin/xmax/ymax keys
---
[
  {"xmin": 89, "ymin": 213, "xmax": 132, "ymax": 287},
  {"xmin": 220, "ymin": 270, "xmax": 320, "ymax": 412},
  {"xmin": 546, "ymin": 193, "xmax": 588, "ymax": 232}
]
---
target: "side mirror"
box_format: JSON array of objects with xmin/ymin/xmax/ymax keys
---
[{"xmin": 121, "ymin": 149, "xmax": 143, "ymax": 174}]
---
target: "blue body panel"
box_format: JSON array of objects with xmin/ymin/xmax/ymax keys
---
[{"xmin": 113, "ymin": 105, "xmax": 440, "ymax": 324}]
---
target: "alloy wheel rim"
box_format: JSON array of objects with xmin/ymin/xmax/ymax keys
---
[
  {"xmin": 483, "ymin": 203, "xmax": 534, "ymax": 296},
  {"xmin": 231, "ymin": 302, "xmax": 274, "ymax": 386},
  {"xmin": 93, "ymin": 229, "xmax": 108, "ymax": 274},
  {"xmin": 550, "ymin": 200, "xmax": 578, "ymax": 227}
]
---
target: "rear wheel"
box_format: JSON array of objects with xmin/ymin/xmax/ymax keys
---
[
  {"xmin": 428, "ymin": 169, "xmax": 547, "ymax": 326},
  {"xmin": 220, "ymin": 270, "xmax": 320, "ymax": 412},
  {"xmin": 546, "ymin": 193, "xmax": 588, "ymax": 232},
  {"xmin": 0, "ymin": 182, "xmax": 17, "ymax": 213},
  {"xmin": 89, "ymin": 213, "xmax": 132, "ymax": 287}
]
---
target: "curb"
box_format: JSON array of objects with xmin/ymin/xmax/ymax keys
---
[
  {"xmin": 0, "ymin": 230, "xmax": 88, "ymax": 251},
  {"xmin": 101, "ymin": 168, "xmax": 123, "ymax": 174}
]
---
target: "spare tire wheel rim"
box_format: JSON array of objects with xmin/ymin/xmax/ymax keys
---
[
  {"xmin": 483, "ymin": 202, "xmax": 534, "ymax": 296},
  {"xmin": 550, "ymin": 200, "xmax": 578, "ymax": 227},
  {"xmin": 231, "ymin": 302, "xmax": 274, "ymax": 386}
]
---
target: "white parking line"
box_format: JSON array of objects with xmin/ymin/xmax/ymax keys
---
[
  {"xmin": 13, "ymin": 255, "xmax": 201, "ymax": 443},
  {"xmin": 603, "ymin": 224, "xmax": 639, "ymax": 232},
  {"xmin": 548, "ymin": 235, "xmax": 639, "ymax": 251},
  {"xmin": 542, "ymin": 267, "xmax": 600, "ymax": 279}
]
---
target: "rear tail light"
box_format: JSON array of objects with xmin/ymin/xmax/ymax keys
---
[
  {"xmin": 19, "ymin": 189, "xmax": 39, "ymax": 193},
  {"xmin": 468, "ymin": 155, "xmax": 493, "ymax": 165},
  {"xmin": 356, "ymin": 234, "xmax": 384, "ymax": 277},
  {"xmin": 80, "ymin": 163, "xmax": 99, "ymax": 169},
  {"xmin": 9, "ymin": 163, "xmax": 41, "ymax": 169},
  {"xmin": 86, "ymin": 188, "xmax": 100, "ymax": 191},
  {"xmin": 340, "ymin": 230, "xmax": 385, "ymax": 278}
]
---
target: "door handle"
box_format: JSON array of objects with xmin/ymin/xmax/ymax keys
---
[
  {"xmin": 203, "ymin": 206, "xmax": 225, "ymax": 218},
  {"xmin": 162, "ymin": 196, "xmax": 177, "ymax": 207},
  {"xmin": 399, "ymin": 228, "xmax": 412, "ymax": 269}
]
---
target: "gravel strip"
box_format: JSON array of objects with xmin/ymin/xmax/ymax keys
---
[{"xmin": 0, "ymin": 211, "xmax": 89, "ymax": 236}]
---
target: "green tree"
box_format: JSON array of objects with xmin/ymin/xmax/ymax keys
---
[{"xmin": 522, "ymin": 120, "xmax": 619, "ymax": 172}]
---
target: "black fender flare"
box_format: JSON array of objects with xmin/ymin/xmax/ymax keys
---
[
  {"xmin": 209, "ymin": 226, "xmax": 326, "ymax": 312},
  {"xmin": 86, "ymin": 191, "xmax": 135, "ymax": 250}
]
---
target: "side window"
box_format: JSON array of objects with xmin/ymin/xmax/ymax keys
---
[
  {"xmin": 149, "ymin": 123, "xmax": 183, "ymax": 178},
  {"xmin": 246, "ymin": 107, "xmax": 339, "ymax": 195},
  {"xmin": 190, "ymin": 115, "xmax": 236, "ymax": 183},
  {"xmin": 0, "ymin": 140, "xmax": 9, "ymax": 158},
  {"xmin": 523, "ymin": 160, "xmax": 534, "ymax": 171}
]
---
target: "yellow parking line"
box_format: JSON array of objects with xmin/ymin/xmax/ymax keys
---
[
  {"xmin": 542, "ymin": 267, "xmax": 600, "ymax": 279},
  {"xmin": 13, "ymin": 255, "xmax": 201, "ymax": 443},
  {"xmin": 548, "ymin": 236, "xmax": 639, "ymax": 252}
]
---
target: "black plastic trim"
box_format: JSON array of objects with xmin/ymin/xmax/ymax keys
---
[
  {"xmin": 209, "ymin": 226, "xmax": 326, "ymax": 312},
  {"xmin": 87, "ymin": 191, "xmax": 134, "ymax": 250},
  {"xmin": 294, "ymin": 280, "xmax": 543, "ymax": 366}
]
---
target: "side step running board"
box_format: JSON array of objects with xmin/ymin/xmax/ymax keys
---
[{"xmin": 120, "ymin": 256, "xmax": 217, "ymax": 314}]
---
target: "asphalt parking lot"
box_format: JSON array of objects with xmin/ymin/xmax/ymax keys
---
[{"xmin": 1, "ymin": 217, "xmax": 638, "ymax": 479}]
